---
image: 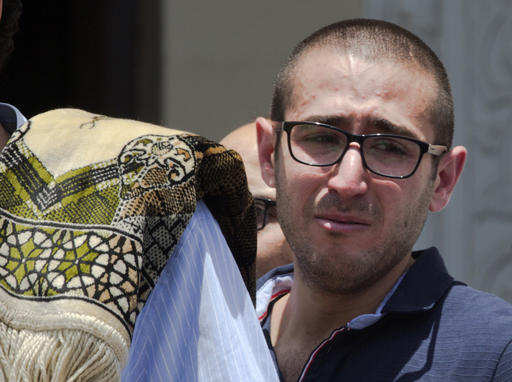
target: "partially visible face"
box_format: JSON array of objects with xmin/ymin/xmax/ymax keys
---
[
  {"xmin": 274, "ymin": 48, "xmax": 439, "ymax": 294},
  {"xmin": 221, "ymin": 124, "xmax": 293, "ymax": 278}
]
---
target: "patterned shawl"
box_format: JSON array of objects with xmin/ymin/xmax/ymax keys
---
[{"xmin": 0, "ymin": 109, "xmax": 256, "ymax": 381}]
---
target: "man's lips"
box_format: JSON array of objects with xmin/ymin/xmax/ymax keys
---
[{"xmin": 314, "ymin": 213, "xmax": 371, "ymax": 233}]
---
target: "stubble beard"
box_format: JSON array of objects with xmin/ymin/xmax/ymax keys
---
[{"xmin": 276, "ymin": 172, "xmax": 434, "ymax": 296}]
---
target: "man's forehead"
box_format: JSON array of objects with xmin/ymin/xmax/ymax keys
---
[
  {"xmin": 289, "ymin": 47, "xmax": 426, "ymax": 90},
  {"xmin": 286, "ymin": 49, "xmax": 436, "ymax": 110}
]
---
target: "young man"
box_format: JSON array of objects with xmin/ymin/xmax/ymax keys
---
[
  {"xmin": 256, "ymin": 19, "xmax": 512, "ymax": 381},
  {"xmin": 222, "ymin": 122, "xmax": 293, "ymax": 278}
]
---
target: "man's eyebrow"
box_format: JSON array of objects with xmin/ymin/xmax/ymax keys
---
[
  {"xmin": 372, "ymin": 118, "xmax": 415, "ymax": 137},
  {"xmin": 298, "ymin": 115, "xmax": 351, "ymax": 127}
]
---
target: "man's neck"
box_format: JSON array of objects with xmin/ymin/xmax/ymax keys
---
[{"xmin": 270, "ymin": 254, "xmax": 414, "ymax": 382}]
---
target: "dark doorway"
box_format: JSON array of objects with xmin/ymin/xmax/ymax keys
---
[{"xmin": 0, "ymin": 0, "xmax": 160, "ymax": 123}]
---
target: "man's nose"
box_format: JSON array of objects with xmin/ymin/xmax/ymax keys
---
[{"xmin": 326, "ymin": 144, "xmax": 368, "ymax": 198}]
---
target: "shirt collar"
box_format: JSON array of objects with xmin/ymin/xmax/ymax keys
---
[
  {"xmin": 382, "ymin": 247, "xmax": 457, "ymax": 314},
  {"xmin": 256, "ymin": 247, "xmax": 457, "ymax": 328},
  {"xmin": 256, "ymin": 264, "xmax": 404, "ymax": 330},
  {"xmin": 0, "ymin": 102, "xmax": 27, "ymax": 134}
]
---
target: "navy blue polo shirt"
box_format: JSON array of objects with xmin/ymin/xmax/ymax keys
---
[{"xmin": 257, "ymin": 247, "xmax": 512, "ymax": 381}]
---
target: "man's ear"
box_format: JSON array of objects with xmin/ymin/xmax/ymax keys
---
[
  {"xmin": 429, "ymin": 145, "xmax": 467, "ymax": 212},
  {"xmin": 256, "ymin": 117, "xmax": 276, "ymax": 188}
]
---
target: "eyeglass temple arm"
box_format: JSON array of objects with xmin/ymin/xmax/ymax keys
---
[
  {"xmin": 270, "ymin": 120, "xmax": 284, "ymax": 131},
  {"xmin": 428, "ymin": 144, "xmax": 448, "ymax": 156}
]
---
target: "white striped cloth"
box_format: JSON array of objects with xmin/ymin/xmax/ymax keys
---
[{"xmin": 122, "ymin": 201, "xmax": 279, "ymax": 381}]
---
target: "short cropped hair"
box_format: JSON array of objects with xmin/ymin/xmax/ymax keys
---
[
  {"xmin": 271, "ymin": 19, "xmax": 454, "ymax": 147},
  {"xmin": 0, "ymin": 0, "xmax": 22, "ymax": 70}
]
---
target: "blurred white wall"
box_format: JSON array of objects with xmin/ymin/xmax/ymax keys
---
[
  {"xmin": 159, "ymin": 0, "xmax": 512, "ymax": 303},
  {"xmin": 159, "ymin": 0, "xmax": 362, "ymax": 141}
]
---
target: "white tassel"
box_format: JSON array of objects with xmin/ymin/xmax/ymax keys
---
[{"xmin": 0, "ymin": 322, "xmax": 122, "ymax": 382}]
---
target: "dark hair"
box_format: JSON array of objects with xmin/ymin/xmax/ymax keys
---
[
  {"xmin": 271, "ymin": 19, "xmax": 454, "ymax": 147},
  {"xmin": 0, "ymin": 0, "xmax": 22, "ymax": 70}
]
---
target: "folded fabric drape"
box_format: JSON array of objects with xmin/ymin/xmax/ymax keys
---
[{"xmin": 0, "ymin": 108, "xmax": 256, "ymax": 381}]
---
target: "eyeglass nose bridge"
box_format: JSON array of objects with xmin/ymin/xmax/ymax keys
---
[{"xmin": 331, "ymin": 130, "xmax": 371, "ymax": 169}]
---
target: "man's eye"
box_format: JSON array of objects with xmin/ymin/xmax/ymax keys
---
[
  {"xmin": 307, "ymin": 134, "xmax": 331, "ymax": 143},
  {"xmin": 302, "ymin": 133, "xmax": 340, "ymax": 144},
  {"xmin": 369, "ymin": 138, "xmax": 409, "ymax": 156}
]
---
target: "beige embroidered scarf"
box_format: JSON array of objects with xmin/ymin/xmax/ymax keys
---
[{"xmin": 0, "ymin": 109, "xmax": 256, "ymax": 381}]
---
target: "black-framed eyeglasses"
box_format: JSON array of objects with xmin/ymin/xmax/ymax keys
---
[
  {"xmin": 278, "ymin": 121, "xmax": 448, "ymax": 179},
  {"xmin": 254, "ymin": 197, "xmax": 276, "ymax": 230}
]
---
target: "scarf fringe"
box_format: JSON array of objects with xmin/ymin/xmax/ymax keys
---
[{"xmin": 0, "ymin": 322, "xmax": 120, "ymax": 382}]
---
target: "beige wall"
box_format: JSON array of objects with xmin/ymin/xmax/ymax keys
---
[{"xmin": 160, "ymin": 0, "xmax": 362, "ymax": 141}]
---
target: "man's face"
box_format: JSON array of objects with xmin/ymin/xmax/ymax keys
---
[{"xmin": 272, "ymin": 48, "xmax": 439, "ymax": 294}]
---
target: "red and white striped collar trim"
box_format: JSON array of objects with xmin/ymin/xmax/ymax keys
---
[{"xmin": 256, "ymin": 272, "xmax": 293, "ymax": 321}]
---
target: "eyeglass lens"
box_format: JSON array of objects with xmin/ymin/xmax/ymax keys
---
[
  {"xmin": 288, "ymin": 123, "xmax": 422, "ymax": 177},
  {"xmin": 254, "ymin": 198, "xmax": 276, "ymax": 230},
  {"xmin": 255, "ymin": 200, "xmax": 266, "ymax": 230}
]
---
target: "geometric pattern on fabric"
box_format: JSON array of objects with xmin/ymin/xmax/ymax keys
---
[
  {"xmin": 114, "ymin": 134, "xmax": 197, "ymax": 299},
  {"xmin": 0, "ymin": 127, "xmax": 199, "ymax": 330},
  {"xmin": 0, "ymin": 211, "xmax": 141, "ymax": 330},
  {"xmin": 0, "ymin": 108, "xmax": 257, "ymax": 380},
  {"xmin": 0, "ymin": 109, "xmax": 256, "ymax": 333}
]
